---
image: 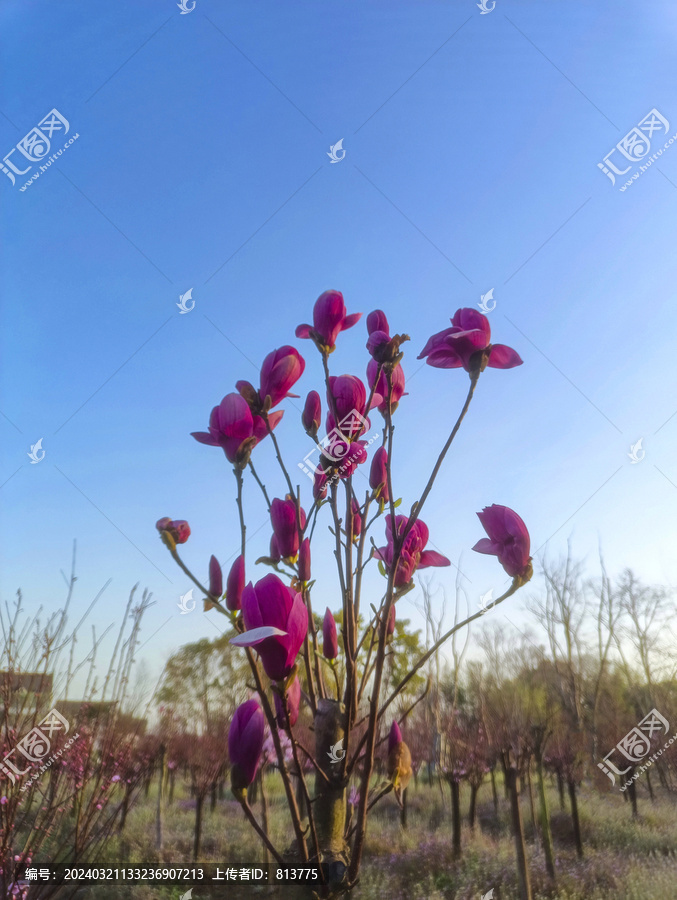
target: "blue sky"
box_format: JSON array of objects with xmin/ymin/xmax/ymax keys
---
[{"xmin": 2, "ymin": 0, "xmax": 677, "ymax": 698}]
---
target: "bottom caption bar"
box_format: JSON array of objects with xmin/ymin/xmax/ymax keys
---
[{"xmin": 15, "ymin": 864, "xmax": 321, "ymax": 885}]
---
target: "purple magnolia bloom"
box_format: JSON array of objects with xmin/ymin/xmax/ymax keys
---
[
  {"xmin": 375, "ymin": 515, "xmax": 450, "ymax": 587},
  {"xmin": 209, "ymin": 555, "xmax": 223, "ymax": 598},
  {"xmin": 326, "ymin": 375, "xmax": 369, "ymax": 436},
  {"xmin": 369, "ymin": 446, "xmax": 389, "ymax": 503},
  {"xmin": 226, "ymin": 555, "xmax": 245, "ymax": 612},
  {"xmin": 349, "ymin": 498, "xmax": 362, "ymax": 541},
  {"xmin": 367, "ymin": 360, "xmax": 406, "ymax": 413},
  {"xmin": 259, "ymin": 346, "xmax": 305, "ymax": 407},
  {"xmin": 302, "ymin": 390, "xmax": 322, "ymax": 438},
  {"xmin": 295, "ymin": 290, "xmax": 362, "ymax": 352},
  {"xmin": 270, "ymin": 497, "xmax": 306, "ymax": 560},
  {"xmin": 367, "ymin": 309, "xmax": 390, "ymax": 337},
  {"xmin": 313, "ymin": 469, "xmax": 328, "ymax": 501},
  {"xmin": 156, "ymin": 518, "xmax": 190, "ymax": 544},
  {"xmin": 298, "ymin": 538, "xmax": 311, "ymax": 581},
  {"xmin": 274, "ymin": 674, "xmax": 301, "ymax": 728},
  {"xmin": 228, "ymin": 699, "xmax": 265, "ymax": 790},
  {"xmin": 191, "ymin": 393, "xmax": 282, "ymax": 464},
  {"xmin": 366, "ymin": 310, "xmax": 391, "ymax": 360},
  {"xmin": 388, "ymin": 721, "xmax": 403, "ymax": 755},
  {"xmin": 323, "ymin": 608, "xmax": 338, "ymax": 660},
  {"xmin": 418, "ymin": 308, "xmax": 523, "ymax": 373},
  {"xmin": 472, "ymin": 504, "xmax": 531, "ymax": 578},
  {"xmin": 232, "ymin": 574, "xmax": 309, "ymax": 682}
]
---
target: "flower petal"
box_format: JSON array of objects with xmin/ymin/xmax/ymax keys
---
[
  {"xmin": 488, "ymin": 344, "xmax": 523, "ymax": 369},
  {"xmin": 230, "ymin": 626, "xmax": 289, "ymax": 647}
]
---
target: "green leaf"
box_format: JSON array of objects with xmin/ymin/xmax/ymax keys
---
[
  {"xmin": 378, "ymin": 560, "xmax": 386, "ymax": 577},
  {"xmin": 393, "ymin": 498, "xmax": 402, "ymax": 508}
]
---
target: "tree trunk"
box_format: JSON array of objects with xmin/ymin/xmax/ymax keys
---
[
  {"xmin": 557, "ymin": 772, "xmax": 566, "ymax": 810},
  {"xmin": 526, "ymin": 763, "xmax": 537, "ymax": 842},
  {"xmin": 468, "ymin": 783, "xmax": 479, "ymax": 830},
  {"xmin": 627, "ymin": 771, "xmax": 638, "ymax": 819},
  {"xmin": 567, "ymin": 779, "xmax": 583, "ymax": 858},
  {"xmin": 118, "ymin": 786, "xmax": 131, "ymax": 832},
  {"xmin": 535, "ymin": 755, "xmax": 555, "ymax": 879},
  {"xmin": 314, "ymin": 699, "xmax": 349, "ymax": 886},
  {"xmin": 646, "ymin": 768, "xmax": 655, "ymax": 802},
  {"xmin": 193, "ymin": 792, "xmax": 204, "ymax": 862},
  {"xmin": 400, "ymin": 787, "xmax": 408, "ymax": 829},
  {"xmin": 490, "ymin": 766, "xmax": 499, "ymax": 814},
  {"xmin": 210, "ymin": 781, "xmax": 217, "ymax": 813},
  {"xmin": 168, "ymin": 770, "xmax": 175, "ymax": 805},
  {"xmin": 506, "ymin": 766, "xmax": 532, "ymax": 900},
  {"xmin": 450, "ymin": 780, "xmax": 462, "ymax": 860}
]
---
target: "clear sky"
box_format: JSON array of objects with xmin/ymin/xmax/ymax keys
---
[{"xmin": 2, "ymin": 0, "xmax": 677, "ymax": 697}]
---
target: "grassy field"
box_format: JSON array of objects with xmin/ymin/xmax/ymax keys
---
[{"xmin": 69, "ymin": 772, "xmax": 677, "ymax": 900}]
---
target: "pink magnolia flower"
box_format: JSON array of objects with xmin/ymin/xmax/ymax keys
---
[
  {"xmin": 472, "ymin": 504, "xmax": 531, "ymax": 578},
  {"xmin": 228, "ymin": 699, "xmax": 265, "ymax": 789},
  {"xmin": 313, "ymin": 469, "xmax": 328, "ymax": 501},
  {"xmin": 369, "ymin": 446, "xmax": 389, "ymax": 503},
  {"xmin": 295, "ymin": 290, "xmax": 362, "ymax": 352},
  {"xmin": 298, "ymin": 538, "xmax": 311, "ymax": 581},
  {"xmin": 418, "ymin": 308, "xmax": 522, "ymax": 373},
  {"xmin": 375, "ymin": 515, "xmax": 450, "ymax": 587},
  {"xmin": 155, "ymin": 518, "xmax": 190, "ymax": 544},
  {"xmin": 238, "ymin": 346, "xmax": 305, "ymax": 410},
  {"xmin": 270, "ymin": 497, "xmax": 306, "ymax": 560},
  {"xmin": 274, "ymin": 674, "xmax": 301, "ymax": 728},
  {"xmin": 388, "ymin": 721, "xmax": 403, "ymax": 754},
  {"xmin": 367, "ymin": 309, "xmax": 389, "ymax": 337},
  {"xmin": 226, "ymin": 555, "xmax": 245, "ymax": 611},
  {"xmin": 323, "ymin": 608, "xmax": 338, "ymax": 659},
  {"xmin": 231, "ymin": 574, "xmax": 308, "ymax": 682},
  {"xmin": 326, "ymin": 375, "xmax": 369, "ymax": 437},
  {"xmin": 209, "ymin": 555, "xmax": 222, "ymax": 598},
  {"xmin": 259, "ymin": 346, "xmax": 305, "ymax": 407},
  {"xmin": 191, "ymin": 393, "xmax": 282, "ymax": 464},
  {"xmin": 367, "ymin": 360, "xmax": 406, "ymax": 413},
  {"xmin": 349, "ymin": 498, "xmax": 362, "ymax": 541},
  {"xmin": 302, "ymin": 390, "xmax": 322, "ymax": 438},
  {"xmin": 366, "ymin": 309, "xmax": 391, "ymax": 359}
]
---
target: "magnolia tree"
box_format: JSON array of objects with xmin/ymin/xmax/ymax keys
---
[{"xmin": 157, "ymin": 290, "xmax": 533, "ymax": 892}]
